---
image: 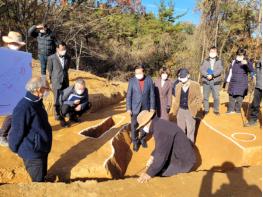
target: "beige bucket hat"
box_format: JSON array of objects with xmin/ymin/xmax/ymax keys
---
[
  {"xmin": 137, "ymin": 110, "xmax": 155, "ymax": 129},
  {"xmin": 2, "ymin": 31, "xmax": 26, "ymax": 46}
]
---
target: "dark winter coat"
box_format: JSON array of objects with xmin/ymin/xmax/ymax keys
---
[
  {"xmin": 28, "ymin": 25, "xmax": 56, "ymax": 56},
  {"xmin": 146, "ymin": 117, "xmax": 196, "ymax": 177},
  {"xmin": 8, "ymin": 92, "xmax": 52, "ymax": 159},
  {"xmin": 226, "ymin": 60, "xmax": 254, "ymax": 96}
]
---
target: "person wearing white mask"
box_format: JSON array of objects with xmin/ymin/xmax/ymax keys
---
[
  {"xmin": 0, "ymin": 31, "xmax": 26, "ymax": 147},
  {"xmin": 60, "ymin": 78, "xmax": 91, "ymax": 126},
  {"xmin": 126, "ymin": 64, "xmax": 155, "ymax": 152},
  {"xmin": 225, "ymin": 48, "xmax": 254, "ymax": 114},
  {"xmin": 169, "ymin": 68, "xmax": 202, "ymax": 143},
  {"xmin": 136, "ymin": 110, "xmax": 196, "ymax": 183},
  {"xmin": 8, "ymin": 77, "xmax": 52, "ymax": 182},
  {"xmin": 154, "ymin": 67, "xmax": 172, "ymax": 120},
  {"xmin": 2, "ymin": 31, "xmax": 26, "ymax": 50},
  {"xmin": 200, "ymin": 46, "xmax": 224, "ymax": 116},
  {"xmin": 28, "ymin": 23, "xmax": 56, "ymax": 78},
  {"xmin": 47, "ymin": 41, "xmax": 70, "ymax": 126}
]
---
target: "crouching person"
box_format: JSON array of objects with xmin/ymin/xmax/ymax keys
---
[
  {"xmin": 137, "ymin": 110, "xmax": 196, "ymax": 183},
  {"xmin": 60, "ymin": 78, "xmax": 90, "ymax": 126},
  {"xmin": 8, "ymin": 77, "xmax": 52, "ymax": 182}
]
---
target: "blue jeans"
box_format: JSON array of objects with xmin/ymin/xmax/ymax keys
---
[
  {"xmin": 38, "ymin": 54, "xmax": 48, "ymax": 75},
  {"xmin": 23, "ymin": 156, "xmax": 48, "ymax": 182}
]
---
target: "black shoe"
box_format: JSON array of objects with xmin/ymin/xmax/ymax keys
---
[
  {"xmin": 60, "ymin": 118, "xmax": 69, "ymax": 128},
  {"xmin": 214, "ymin": 112, "xmax": 220, "ymax": 116},
  {"xmin": 244, "ymin": 121, "xmax": 257, "ymax": 127},
  {"xmin": 203, "ymin": 111, "xmax": 209, "ymax": 116},
  {"xmin": 133, "ymin": 143, "xmax": 139, "ymax": 152},
  {"xmin": 140, "ymin": 140, "xmax": 148, "ymax": 148},
  {"xmin": 70, "ymin": 115, "xmax": 80, "ymax": 123}
]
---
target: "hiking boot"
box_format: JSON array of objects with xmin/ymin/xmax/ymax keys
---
[
  {"xmin": 0, "ymin": 137, "xmax": 8, "ymax": 147},
  {"xmin": 133, "ymin": 143, "xmax": 140, "ymax": 152},
  {"xmin": 140, "ymin": 139, "xmax": 148, "ymax": 148},
  {"xmin": 244, "ymin": 121, "xmax": 257, "ymax": 127}
]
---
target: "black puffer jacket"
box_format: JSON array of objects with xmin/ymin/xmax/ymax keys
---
[{"xmin": 28, "ymin": 25, "xmax": 56, "ymax": 56}]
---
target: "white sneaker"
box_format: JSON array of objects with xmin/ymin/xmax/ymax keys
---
[
  {"xmin": 0, "ymin": 137, "xmax": 8, "ymax": 147},
  {"xmin": 226, "ymin": 111, "xmax": 235, "ymax": 114}
]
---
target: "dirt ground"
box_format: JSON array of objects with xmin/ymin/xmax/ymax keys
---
[{"xmin": 0, "ymin": 64, "xmax": 262, "ymax": 196}]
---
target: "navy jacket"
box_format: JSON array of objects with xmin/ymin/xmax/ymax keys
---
[
  {"xmin": 226, "ymin": 60, "xmax": 254, "ymax": 96},
  {"xmin": 60, "ymin": 85, "xmax": 89, "ymax": 110},
  {"xmin": 8, "ymin": 92, "xmax": 52, "ymax": 159},
  {"xmin": 126, "ymin": 76, "xmax": 155, "ymax": 115}
]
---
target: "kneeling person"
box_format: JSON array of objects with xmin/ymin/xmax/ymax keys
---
[
  {"xmin": 137, "ymin": 110, "xmax": 196, "ymax": 183},
  {"xmin": 60, "ymin": 78, "xmax": 90, "ymax": 126}
]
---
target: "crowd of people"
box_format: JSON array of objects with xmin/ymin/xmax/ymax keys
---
[{"xmin": 0, "ymin": 25, "xmax": 261, "ymax": 183}]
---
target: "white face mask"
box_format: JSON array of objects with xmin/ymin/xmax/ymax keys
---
[
  {"xmin": 76, "ymin": 89, "xmax": 84, "ymax": 95},
  {"xmin": 143, "ymin": 125, "xmax": 150, "ymax": 133},
  {"xmin": 42, "ymin": 90, "xmax": 50, "ymax": 98},
  {"xmin": 179, "ymin": 77, "xmax": 189, "ymax": 84},
  {"xmin": 209, "ymin": 52, "xmax": 217, "ymax": 59},
  {"xmin": 59, "ymin": 50, "xmax": 66, "ymax": 56},
  {"xmin": 8, "ymin": 44, "xmax": 20, "ymax": 51},
  {"xmin": 236, "ymin": 56, "xmax": 244, "ymax": 62},
  {"xmin": 161, "ymin": 73, "xmax": 168, "ymax": 81},
  {"xmin": 135, "ymin": 74, "xmax": 144, "ymax": 80},
  {"xmin": 40, "ymin": 29, "xmax": 46, "ymax": 33}
]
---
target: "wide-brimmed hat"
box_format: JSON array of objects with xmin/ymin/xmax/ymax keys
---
[
  {"xmin": 137, "ymin": 110, "xmax": 155, "ymax": 129},
  {"xmin": 2, "ymin": 31, "xmax": 26, "ymax": 46}
]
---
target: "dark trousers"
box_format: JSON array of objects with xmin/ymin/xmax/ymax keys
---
[
  {"xmin": 131, "ymin": 114, "xmax": 147, "ymax": 144},
  {"xmin": 53, "ymin": 84, "xmax": 68, "ymax": 118},
  {"xmin": 0, "ymin": 115, "xmax": 12, "ymax": 138},
  {"xmin": 249, "ymin": 88, "xmax": 262, "ymax": 122},
  {"xmin": 38, "ymin": 54, "xmax": 48, "ymax": 75},
  {"xmin": 228, "ymin": 95, "xmax": 244, "ymax": 112},
  {"xmin": 61, "ymin": 104, "xmax": 87, "ymax": 117},
  {"xmin": 23, "ymin": 155, "xmax": 48, "ymax": 182}
]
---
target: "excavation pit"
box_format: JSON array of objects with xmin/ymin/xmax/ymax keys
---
[{"xmin": 79, "ymin": 117, "xmax": 116, "ymax": 138}]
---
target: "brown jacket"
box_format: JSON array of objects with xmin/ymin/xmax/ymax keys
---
[{"xmin": 170, "ymin": 80, "xmax": 202, "ymax": 118}]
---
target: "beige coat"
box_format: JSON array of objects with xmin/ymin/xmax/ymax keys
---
[{"xmin": 170, "ymin": 80, "xmax": 202, "ymax": 118}]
